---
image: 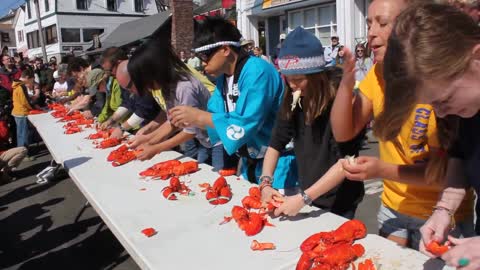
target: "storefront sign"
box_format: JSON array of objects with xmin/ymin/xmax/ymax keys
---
[{"xmin": 262, "ymin": 0, "xmax": 301, "ymax": 9}]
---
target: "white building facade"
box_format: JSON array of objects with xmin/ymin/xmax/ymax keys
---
[
  {"xmin": 15, "ymin": 0, "xmax": 158, "ymax": 60},
  {"xmin": 237, "ymin": 0, "xmax": 370, "ymax": 59}
]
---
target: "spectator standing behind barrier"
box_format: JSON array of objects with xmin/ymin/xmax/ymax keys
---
[
  {"xmin": 253, "ymin": 47, "xmax": 270, "ymax": 63},
  {"xmin": 324, "ymin": 36, "xmax": 341, "ymax": 67},
  {"xmin": 187, "ymin": 51, "xmax": 202, "ymax": 71},
  {"xmin": 354, "ymin": 43, "xmax": 373, "ymax": 82},
  {"xmin": 0, "ymin": 54, "xmax": 22, "ymax": 92},
  {"xmin": 11, "ymin": 69, "xmax": 36, "ymax": 160}
]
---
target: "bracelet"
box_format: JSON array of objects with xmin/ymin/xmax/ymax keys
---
[
  {"xmin": 433, "ymin": 206, "xmax": 456, "ymax": 230},
  {"xmin": 259, "ymin": 175, "xmax": 273, "ymax": 191}
]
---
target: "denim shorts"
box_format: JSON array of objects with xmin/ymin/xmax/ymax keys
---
[{"xmin": 378, "ymin": 204, "xmax": 475, "ymax": 250}]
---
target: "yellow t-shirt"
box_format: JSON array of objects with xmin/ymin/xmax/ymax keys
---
[
  {"xmin": 359, "ymin": 64, "xmax": 472, "ymax": 221},
  {"xmin": 151, "ymin": 66, "xmax": 215, "ymax": 111}
]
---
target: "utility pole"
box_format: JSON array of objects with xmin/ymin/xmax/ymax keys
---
[{"xmin": 33, "ymin": 0, "xmax": 47, "ymax": 62}]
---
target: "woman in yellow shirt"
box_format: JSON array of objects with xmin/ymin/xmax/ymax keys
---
[{"xmin": 330, "ymin": 0, "xmax": 474, "ymax": 249}]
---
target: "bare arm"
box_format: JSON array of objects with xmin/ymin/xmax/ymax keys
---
[
  {"xmin": 147, "ymin": 121, "xmax": 176, "ymax": 145},
  {"xmin": 261, "ymin": 147, "xmax": 281, "ymax": 179},
  {"xmin": 304, "ymin": 161, "xmax": 346, "ymax": 200},
  {"xmin": 436, "ymin": 158, "xmax": 468, "ymax": 213},
  {"xmin": 138, "ymin": 112, "xmax": 166, "ymax": 136},
  {"xmin": 330, "ymin": 48, "xmax": 373, "ymax": 142},
  {"xmin": 151, "ymin": 131, "xmax": 196, "ymax": 153}
]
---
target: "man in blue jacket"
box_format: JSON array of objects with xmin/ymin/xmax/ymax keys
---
[{"xmin": 170, "ymin": 17, "xmax": 297, "ymax": 188}]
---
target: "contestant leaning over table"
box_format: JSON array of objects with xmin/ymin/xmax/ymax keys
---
[
  {"xmin": 95, "ymin": 47, "xmax": 127, "ymax": 125},
  {"xmin": 169, "ymin": 17, "xmax": 298, "ymax": 186},
  {"xmin": 123, "ymin": 39, "xmax": 217, "ymax": 166},
  {"xmin": 330, "ymin": 0, "xmax": 475, "ymax": 250},
  {"xmin": 259, "ymin": 27, "xmax": 364, "ymax": 219},
  {"xmin": 100, "ymin": 48, "xmax": 161, "ymax": 139},
  {"xmin": 373, "ymin": 4, "xmax": 480, "ymax": 268}
]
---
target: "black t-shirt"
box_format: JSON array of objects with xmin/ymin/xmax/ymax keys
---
[
  {"xmin": 269, "ymin": 103, "xmax": 365, "ymax": 214},
  {"xmin": 449, "ymin": 113, "xmax": 480, "ymax": 234}
]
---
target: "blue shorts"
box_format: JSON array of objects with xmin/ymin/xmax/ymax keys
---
[{"xmin": 378, "ymin": 204, "xmax": 475, "ymax": 250}]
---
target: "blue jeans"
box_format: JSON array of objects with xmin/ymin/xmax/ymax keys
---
[
  {"xmin": 182, "ymin": 139, "xmax": 198, "ymax": 158},
  {"xmin": 378, "ymin": 204, "xmax": 475, "ymax": 250},
  {"xmin": 198, "ymin": 144, "xmax": 238, "ymax": 171},
  {"xmin": 14, "ymin": 116, "xmax": 29, "ymax": 148}
]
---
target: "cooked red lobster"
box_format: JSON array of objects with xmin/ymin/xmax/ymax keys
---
[
  {"xmin": 357, "ymin": 259, "xmax": 376, "ymax": 270},
  {"xmin": 107, "ymin": 145, "xmax": 142, "ymax": 167},
  {"xmin": 200, "ymin": 176, "xmax": 232, "ymax": 205},
  {"xmin": 138, "ymin": 160, "xmax": 198, "ymax": 180},
  {"xmin": 29, "ymin": 109, "xmax": 46, "ymax": 115},
  {"xmin": 221, "ymin": 205, "xmax": 274, "ymax": 236},
  {"xmin": 162, "ymin": 177, "xmax": 191, "ymax": 200},
  {"xmin": 64, "ymin": 126, "xmax": 82, "ymax": 134},
  {"xmin": 86, "ymin": 130, "xmax": 112, "ymax": 140},
  {"xmin": 296, "ymin": 219, "xmax": 368, "ymax": 270},
  {"xmin": 425, "ymin": 241, "xmax": 450, "ymax": 256},
  {"xmin": 95, "ymin": 138, "xmax": 122, "ymax": 149}
]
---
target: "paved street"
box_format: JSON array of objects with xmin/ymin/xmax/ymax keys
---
[{"xmin": 0, "ymin": 142, "xmax": 381, "ymax": 270}]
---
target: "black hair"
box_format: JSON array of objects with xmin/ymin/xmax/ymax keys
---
[
  {"xmin": 127, "ymin": 39, "xmax": 190, "ymax": 99},
  {"xmin": 193, "ymin": 17, "xmax": 242, "ymax": 53},
  {"xmin": 100, "ymin": 47, "xmax": 128, "ymax": 67},
  {"xmin": 67, "ymin": 57, "xmax": 89, "ymax": 75}
]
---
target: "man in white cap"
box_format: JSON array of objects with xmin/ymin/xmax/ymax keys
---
[{"xmin": 324, "ymin": 35, "xmax": 341, "ymax": 67}]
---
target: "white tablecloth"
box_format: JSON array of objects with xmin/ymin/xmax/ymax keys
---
[{"xmin": 28, "ymin": 113, "xmax": 452, "ymax": 270}]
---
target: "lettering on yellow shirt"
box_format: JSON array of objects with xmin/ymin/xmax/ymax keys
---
[{"xmin": 359, "ymin": 64, "xmax": 472, "ymax": 221}]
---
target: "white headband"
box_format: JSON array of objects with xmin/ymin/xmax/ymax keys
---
[{"xmin": 194, "ymin": 41, "xmax": 241, "ymax": 53}]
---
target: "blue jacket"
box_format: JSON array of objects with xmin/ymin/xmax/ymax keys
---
[{"xmin": 207, "ymin": 56, "xmax": 297, "ymax": 187}]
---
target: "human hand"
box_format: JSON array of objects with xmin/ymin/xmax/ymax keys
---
[
  {"xmin": 441, "ymin": 236, "xmax": 480, "ymax": 270},
  {"xmin": 273, "ymin": 194, "xmax": 305, "ymax": 217},
  {"xmin": 82, "ymin": 110, "xmax": 94, "ymax": 119},
  {"xmin": 128, "ymin": 134, "xmax": 149, "ymax": 149},
  {"xmin": 261, "ymin": 186, "xmax": 283, "ymax": 204},
  {"xmin": 109, "ymin": 127, "xmax": 123, "ymax": 139},
  {"xmin": 419, "ymin": 209, "xmax": 453, "ymax": 257},
  {"xmin": 100, "ymin": 118, "xmax": 114, "ymax": 130},
  {"xmin": 169, "ymin": 106, "xmax": 202, "ymax": 128},
  {"xmin": 339, "ymin": 47, "xmax": 356, "ymax": 91},
  {"xmin": 341, "ymin": 156, "xmax": 384, "ymax": 181},
  {"xmin": 136, "ymin": 144, "xmax": 159, "ymax": 161}
]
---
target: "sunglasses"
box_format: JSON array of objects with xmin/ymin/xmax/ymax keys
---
[
  {"xmin": 356, "ymin": 50, "xmax": 364, "ymax": 52},
  {"xmin": 195, "ymin": 46, "xmax": 221, "ymax": 63}
]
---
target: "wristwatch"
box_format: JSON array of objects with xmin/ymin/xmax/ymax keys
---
[
  {"xmin": 300, "ymin": 190, "xmax": 313, "ymax": 206},
  {"xmin": 119, "ymin": 125, "xmax": 128, "ymax": 133}
]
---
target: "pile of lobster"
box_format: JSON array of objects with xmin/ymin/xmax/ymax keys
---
[
  {"xmin": 94, "ymin": 137, "xmax": 123, "ymax": 149},
  {"xmin": 107, "ymin": 144, "xmax": 142, "ymax": 167},
  {"xmin": 199, "ymin": 176, "xmax": 232, "ymax": 205},
  {"xmin": 220, "ymin": 187, "xmax": 281, "ymax": 236},
  {"xmin": 296, "ymin": 219, "xmax": 375, "ymax": 270},
  {"xmin": 162, "ymin": 176, "xmax": 191, "ymax": 200},
  {"xmin": 139, "ymin": 160, "xmax": 199, "ymax": 180},
  {"xmin": 49, "ymin": 103, "xmax": 67, "ymax": 118},
  {"xmin": 86, "ymin": 129, "xmax": 112, "ymax": 140},
  {"xmin": 29, "ymin": 109, "xmax": 47, "ymax": 115}
]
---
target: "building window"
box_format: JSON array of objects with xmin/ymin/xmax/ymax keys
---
[
  {"xmin": 288, "ymin": 4, "xmax": 337, "ymax": 46},
  {"xmin": 17, "ymin": 30, "xmax": 24, "ymax": 43},
  {"xmin": 27, "ymin": 0, "xmax": 32, "ymax": 19},
  {"xmin": 61, "ymin": 28, "xmax": 81, "ymax": 42},
  {"xmin": 83, "ymin": 28, "xmax": 104, "ymax": 42},
  {"xmin": 44, "ymin": 0, "xmax": 49, "ymax": 12},
  {"xmin": 135, "ymin": 0, "xmax": 144, "ymax": 12},
  {"xmin": 27, "ymin": 30, "xmax": 40, "ymax": 49},
  {"xmin": 44, "ymin": 24, "xmax": 57, "ymax": 44},
  {"xmin": 107, "ymin": 0, "xmax": 117, "ymax": 11},
  {"xmin": 77, "ymin": 0, "xmax": 88, "ymax": 10}
]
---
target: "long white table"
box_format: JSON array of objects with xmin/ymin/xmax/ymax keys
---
[{"xmin": 28, "ymin": 113, "xmax": 453, "ymax": 270}]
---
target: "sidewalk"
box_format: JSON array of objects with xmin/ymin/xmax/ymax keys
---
[{"xmin": 0, "ymin": 144, "xmax": 140, "ymax": 270}]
